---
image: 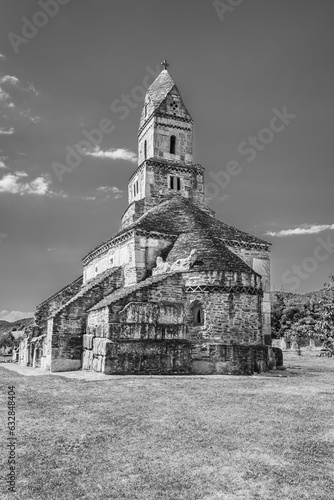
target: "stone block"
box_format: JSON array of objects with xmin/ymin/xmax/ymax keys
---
[
  {"xmin": 215, "ymin": 361, "xmax": 230, "ymax": 374},
  {"xmin": 82, "ymin": 350, "xmax": 93, "ymax": 370},
  {"xmin": 192, "ymin": 360, "xmax": 214, "ymax": 375},
  {"xmin": 51, "ymin": 358, "xmax": 81, "ymax": 372}
]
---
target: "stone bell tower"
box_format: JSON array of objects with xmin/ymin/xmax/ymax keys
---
[
  {"xmin": 121, "ymin": 60, "xmax": 208, "ymax": 229},
  {"xmin": 137, "ymin": 59, "xmax": 194, "ymax": 166}
]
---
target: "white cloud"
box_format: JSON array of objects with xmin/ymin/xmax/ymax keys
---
[
  {"xmin": 0, "ymin": 310, "xmax": 34, "ymax": 322},
  {"xmin": 26, "ymin": 81, "xmax": 40, "ymax": 96},
  {"xmin": 82, "ymin": 146, "xmax": 137, "ymax": 163},
  {"xmin": 0, "ymin": 156, "xmax": 9, "ymax": 169},
  {"xmin": 0, "ymin": 233, "xmax": 8, "ymax": 241},
  {"xmin": 0, "ymin": 171, "xmax": 52, "ymax": 196},
  {"xmin": 0, "ymin": 127, "xmax": 15, "ymax": 135},
  {"xmin": 0, "ymin": 54, "xmax": 5, "ymax": 61},
  {"xmin": 96, "ymin": 185, "xmax": 124, "ymax": 199},
  {"xmin": 266, "ymin": 224, "xmax": 334, "ymax": 237},
  {"xmin": 0, "ymin": 76, "xmax": 40, "ymax": 127},
  {"xmin": 29, "ymin": 115, "xmax": 41, "ymax": 123},
  {"xmin": 0, "ymin": 75, "xmax": 19, "ymax": 86},
  {"xmin": 0, "ymin": 88, "xmax": 12, "ymax": 102}
]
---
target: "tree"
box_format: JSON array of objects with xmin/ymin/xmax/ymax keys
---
[
  {"xmin": 279, "ymin": 298, "xmax": 319, "ymax": 354},
  {"xmin": 0, "ymin": 332, "xmax": 16, "ymax": 351},
  {"xmin": 271, "ymin": 292, "xmax": 286, "ymax": 338},
  {"xmin": 315, "ymin": 275, "xmax": 334, "ymax": 345}
]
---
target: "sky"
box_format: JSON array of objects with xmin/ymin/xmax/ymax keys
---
[{"xmin": 0, "ymin": 0, "xmax": 333, "ymax": 321}]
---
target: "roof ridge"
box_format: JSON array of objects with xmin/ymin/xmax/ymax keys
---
[
  {"xmin": 83, "ymin": 197, "xmax": 270, "ymax": 266},
  {"xmin": 89, "ymin": 271, "xmax": 180, "ymax": 312},
  {"xmin": 165, "ymin": 229, "xmax": 258, "ymax": 275},
  {"xmin": 50, "ymin": 266, "xmax": 121, "ymax": 318}
]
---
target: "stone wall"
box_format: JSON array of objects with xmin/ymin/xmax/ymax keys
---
[
  {"xmin": 35, "ymin": 275, "xmax": 83, "ymax": 333},
  {"xmin": 83, "ymin": 238, "xmax": 130, "ymax": 284},
  {"xmin": 191, "ymin": 344, "xmax": 269, "ymax": 375},
  {"xmin": 123, "ymin": 233, "xmax": 173, "ymax": 286},
  {"xmin": 228, "ymin": 245, "xmax": 271, "ymax": 344},
  {"xmin": 144, "ymin": 160, "xmax": 205, "ymax": 208},
  {"xmin": 82, "ymin": 267, "xmax": 266, "ymax": 375},
  {"xmin": 137, "ymin": 117, "xmax": 155, "ymax": 166},
  {"xmin": 82, "ymin": 338, "xmax": 269, "ymax": 376},
  {"xmin": 121, "ymin": 199, "xmax": 145, "ymax": 228},
  {"xmin": 50, "ymin": 268, "xmax": 123, "ymax": 372},
  {"xmin": 185, "ymin": 291, "xmax": 261, "ymax": 344},
  {"xmin": 83, "ymin": 339, "xmax": 192, "ymax": 375}
]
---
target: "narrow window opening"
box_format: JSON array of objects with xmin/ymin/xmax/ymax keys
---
[
  {"xmin": 144, "ymin": 104, "xmax": 147, "ymax": 117},
  {"xmin": 133, "ymin": 180, "xmax": 139, "ymax": 197},
  {"xmin": 170, "ymin": 135, "xmax": 176, "ymax": 154},
  {"xmin": 169, "ymin": 176, "xmax": 182, "ymax": 191},
  {"xmin": 144, "ymin": 140, "xmax": 147, "ymax": 160},
  {"xmin": 194, "ymin": 306, "xmax": 203, "ymax": 325}
]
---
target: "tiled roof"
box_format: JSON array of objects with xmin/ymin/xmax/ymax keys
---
[
  {"xmin": 89, "ymin": 272, "xmax": 179, "ymax": 311},
  {"xmin": 146, "ymin": 69, "xmax": 175, "ymax": 108},
  {"xmin": 114, "ymin": 197, "xmax": 269, "ymax": 246},
  {"xmin": 50, "ymin": 267, "xmax": 122, "ymax": 318},
  {"xmin": 83, "ymin": 196, "xmax": 270, "ymax": 264},
  {"xmin": 166, "ymin": 231, "xmax": 256, "ymax": 274}
]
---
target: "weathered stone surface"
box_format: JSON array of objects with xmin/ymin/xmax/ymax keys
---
[
  {"xmin": 103, "ymin": 340, "xmax": 192, "ymax": 375},
  {"xmin": 85, "ymin": 341, "xmax": 269, "ymax": 376},
  {"xmin": 51, "ymin": 358, "xmax": 81, "ymax": 372}
]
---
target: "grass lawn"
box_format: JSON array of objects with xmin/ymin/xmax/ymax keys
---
[{"xmin": 1, "ymin": 351, "xmax": 334, "ymax": 500}]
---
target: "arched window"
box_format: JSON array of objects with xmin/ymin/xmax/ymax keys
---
[
  {"xmin": 194, "ymin": 306, "xmax": 204, "ymax": 325},
  {"xmin": 144, "ymin": 140, "xmax": 147, "ymax": 160},
  {"xmin": 170, "ymin": 135, "xmax": 176, "ymax": 154}
]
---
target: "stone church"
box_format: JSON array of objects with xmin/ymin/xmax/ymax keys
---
[{"xmin": 19, "ymin": 64, "xmax": 275, "ymax": 375}]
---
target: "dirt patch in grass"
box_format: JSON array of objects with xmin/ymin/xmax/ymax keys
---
[{"xmin": 1, "ymin": 354, "xmax": 334, "ymax": 500}]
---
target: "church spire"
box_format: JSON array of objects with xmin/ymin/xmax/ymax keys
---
[{"xmin": 138, "ymin": 64, "xmax": 193, "ymax": 166}]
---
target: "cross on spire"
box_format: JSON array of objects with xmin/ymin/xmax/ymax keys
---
[{"xmin": 161, "ymin": 59, "xmax": 169, "ymax": 70}]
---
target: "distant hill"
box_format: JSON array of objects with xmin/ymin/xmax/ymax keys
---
[
  {"xmin": 0, "ymin": 317, "xmax": 34, "ymax": 339},
  {"xmin": 270, "ymin": 288, "xmax": 326, "ymax": 305}
]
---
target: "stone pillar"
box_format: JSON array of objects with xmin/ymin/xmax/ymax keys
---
[{"xmin": 252, "ymin": 258, "xmax": 271, "ymax": 345}]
